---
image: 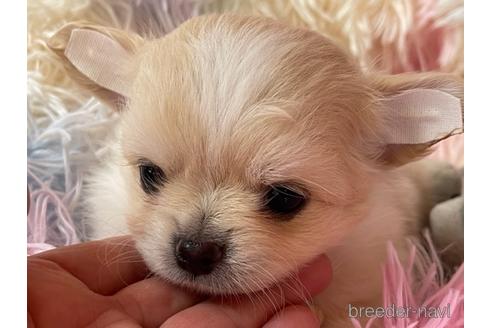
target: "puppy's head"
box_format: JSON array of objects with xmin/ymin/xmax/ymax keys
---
[{"xmin": 50, "ymin": 14, "xmax": 463, "ymax": 294}]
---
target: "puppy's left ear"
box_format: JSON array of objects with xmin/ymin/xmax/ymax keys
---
[{"xmin": 371, "ymin": 72, "xmax": 463, "ymax": 166}]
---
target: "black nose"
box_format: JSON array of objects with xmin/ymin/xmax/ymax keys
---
[{"xmin": 175, "ymin": 239, "xmax": 224, "ymax": 276}]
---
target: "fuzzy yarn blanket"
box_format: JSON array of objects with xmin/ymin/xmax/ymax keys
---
[{"xmin": 27, "ymin": 1, "xmax": 463, "ymax": 327}]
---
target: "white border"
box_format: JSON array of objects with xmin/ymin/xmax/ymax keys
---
[
  {"xmin": 0, "ymin": 0, "xmax": 27, "ymax": 326},
  {"xmin": 465, "ymin": 1, "xmax": 492, "ymax": 327}
]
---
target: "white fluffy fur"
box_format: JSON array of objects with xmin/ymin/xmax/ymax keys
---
[{"xmin": 50, "ymin": 14, "xmax": 463, "ymax": 327}]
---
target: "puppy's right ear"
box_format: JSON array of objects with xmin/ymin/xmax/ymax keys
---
[{"xmin": 48, "ymin": 22, "xmax": 143, "ymax": 111}]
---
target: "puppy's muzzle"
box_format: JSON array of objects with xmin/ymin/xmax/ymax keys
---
[{"xmin": 175, "ymin": 238, "xmax": 224, "ymax": 276}]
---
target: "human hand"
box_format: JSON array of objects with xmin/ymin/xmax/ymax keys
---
[{"xmin": 28, "ymin": 236, "xmax": 331, "ymax": 328}]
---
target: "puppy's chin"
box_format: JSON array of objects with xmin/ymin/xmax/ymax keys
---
[
  {"xmin": 152, "ymin": 261, "xmax": 305, "ymax": 296},
  {"xmin": 134, "ymin": 238, "xmax": 308, "ymax": 296},
  {"xmin": 155, "ymin": 267, "xmax": 263, "ymax": 296}
]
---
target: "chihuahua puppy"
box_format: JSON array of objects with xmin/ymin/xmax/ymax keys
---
[{"xmin": 49, "ymin": 14, "xmax": 463, "ymax": 327}]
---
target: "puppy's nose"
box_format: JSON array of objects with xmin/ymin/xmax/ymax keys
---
[{"xmin": 175, "ymin": 239, "xmax": 224, "ymax": 276}]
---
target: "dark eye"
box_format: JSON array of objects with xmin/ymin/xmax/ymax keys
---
[
  {"xmin": 139, "ymin": 162, "xmax": 166, "ymax": 194},
  {"xmin": 264, "ymin": 185, "xmax": 306, "ymax": 215}
]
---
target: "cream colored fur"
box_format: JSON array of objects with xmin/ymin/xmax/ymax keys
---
[{"xmin": 50, "ymin": 14, "xmax": 463, "ymax": 327}]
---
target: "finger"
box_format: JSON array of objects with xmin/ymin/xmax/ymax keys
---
[
  {"xmin": 28, "ymin": 257, "xmax": 115, "ymax": 327},
  {"xmin": 111, "ymin": 276, "xmax": 203, "ymax": 328},
  {"xmin": 162, "ymin": 254, "xmax": 331, "ymax": 328},
  {"xmin": 34, "ymin": 236, "xmax": 149, "ymax": 295},
  {"xmin": 85, "ymin": 309, "xmax": 141, "ymax": 328},
  {"xmin": 263, "ymin": 305, "xmax": 320, "ymax": 328},
  {"xmin": 28, "ymin": 249, "xmax": 200, "ymax": 327}
]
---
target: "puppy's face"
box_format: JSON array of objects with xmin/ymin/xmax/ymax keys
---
[
  {"xmin": 51, "ymin": 14, "xmax": 463, "ymax": 294},
  {"xmin": 119, "ymin": 15, "xmax": 380, "ymax": 294}
]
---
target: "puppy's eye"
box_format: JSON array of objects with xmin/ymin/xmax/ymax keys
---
[
  {"xmin": 139, "ymin": 163, "xmax": 166, "ymax": 194},
  {"xmin": 265, "ymin": 185, "xmax": 306, "ymax": 215}
]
